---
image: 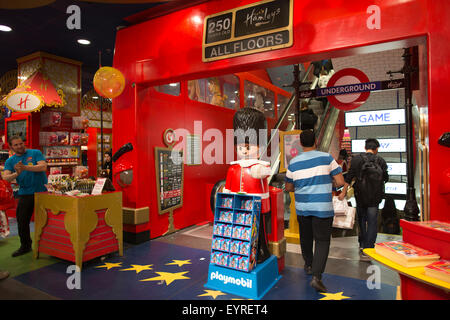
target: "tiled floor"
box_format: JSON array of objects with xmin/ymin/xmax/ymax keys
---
[{"xmin": 0, "ymin": 220, "xmax": 401, "ymax": 300}]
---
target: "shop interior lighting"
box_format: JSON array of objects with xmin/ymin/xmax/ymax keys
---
[
  {"xmin": 0, "ymin": 25, "xmax": 12, "ymax": 32},
  {"xmin": 77, "ymin": 39, "xmax": 91, "ymax": 45}
]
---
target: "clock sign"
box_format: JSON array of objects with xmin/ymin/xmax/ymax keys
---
[{"xmin": 163, "ymin": 128, "xmax": 176, "ymax": 147}]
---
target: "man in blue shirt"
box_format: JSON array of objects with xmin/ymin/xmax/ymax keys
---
[
  {"xmin": 3, "ymin": 136, "xmax": 47, "ymax": 257},
  {"xmin": 285, "ymin": 130, "xmax": 345, "ymax": 293}
]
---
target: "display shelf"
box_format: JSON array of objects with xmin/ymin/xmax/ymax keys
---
[
  {"xmin": 210, "ymin": 193, "xmax": 260, "ymax": 273},
  {"xmin": 364, "ymin": 248, "xmax": 450, "ymax": 292}
]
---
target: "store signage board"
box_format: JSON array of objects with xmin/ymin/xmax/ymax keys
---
[
  {"xmin": 351, "ymin": 138, "xmax": 406, "ymax": 153},
  {"xmin": 298, "ymin": 76, "xmax": 405, "ymax": 111},
  {"xmin": 43, "ymin": 146, "xmax": 80, "ymax": 159},
  {"xmin": 385, "ymin": 182, "xmax": 407, "ymax": 195},
  {"xmin": 345, "ymin": 109, "xmax": 406, "ymax": 127},
  {"xmin": 202, "ymin": 0, "xmax": 293, "ymax": 62},
  {"xmin": 387, "ymin": 162, "xmax": 407, "ymax": 176},
  {"xmin": 6, "ymin": 92, "xmax": 43, "ymax": 113},
  {"xmin": 155, "ymin": 147, "xmax": 184, "ymax": 215}
]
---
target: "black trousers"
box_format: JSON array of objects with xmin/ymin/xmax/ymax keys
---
[
  {"xmin": 297, "ymin": 215, "xmax": 333, "ymax": 279},
  {"xmin": 16, "ymin": 195, "xmax": 35, "ymax": 248},
  {"xmin": 257, "ymin": 211, "xmax": 271, "ymax": 263}
]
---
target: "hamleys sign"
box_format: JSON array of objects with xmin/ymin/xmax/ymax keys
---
[{"xmin": 5, "ymin": 92, "xmax": 43, "ymax": 112}]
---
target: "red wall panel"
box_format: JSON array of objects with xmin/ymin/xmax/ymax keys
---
[{"xmin": 113, "ymin": 0, "xmax": 450, "ymax": 233}]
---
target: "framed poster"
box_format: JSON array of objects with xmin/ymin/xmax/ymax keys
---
[
  {"xmin": 279, "ymin": 130, "xmax": 302, "ymax": 173},
  {"xmin": 6, "ymin": 118, "xmax": 27, "ymax": 144},
  {"xmin": 155, "ymin": 147, "xmax": 184, "ymax": 215}
]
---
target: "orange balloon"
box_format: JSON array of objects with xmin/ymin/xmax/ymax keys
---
[{"xmin": 93, "ymin": 66, "xmax": 125, "ymax": 99}]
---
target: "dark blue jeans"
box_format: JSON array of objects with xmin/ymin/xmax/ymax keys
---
[{"xmin": 356, "ymin": 206, "xmax": 378, "ymax": 249}]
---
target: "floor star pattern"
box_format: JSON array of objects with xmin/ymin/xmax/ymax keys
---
[
  {"xmin": 319, "ymin": 292, "xmax": 351, "ymax": 300},
  {"xmin": 197, "ymin": 290, "xmax": 227, "ymax": 299},
  {"xmin": 95, "ymin": 262, "xmax": 123, "ymax": 270},
  {"xmin": 140, "ymin": 271, "xmax": 190, "ymax": 285},
  {"xmin": 165, "ymin": 259, "xmax": 192, "ymax": 267},
  {"xmin": 120, "ymin": 264, "xmax": 153, "ymax": 274}
]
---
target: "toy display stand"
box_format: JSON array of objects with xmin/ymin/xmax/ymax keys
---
[
  {"xmin": 365, "ymin": 219, "xmax": 450, "ymax": 300},
  {"xmin": 205, "ymin": 193, "xmax": 281, "ymax": 300}
]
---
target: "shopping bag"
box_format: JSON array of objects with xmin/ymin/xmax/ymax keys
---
[
  {"xmin": 333, "ymin": 206, "xmax": 356, "ymax": 230},
  {"xmin": 0, "ymin": 210, "xmax": 10, "ymax": 238},
  {"xmin": 332, "ymin": 196, "xmax": 348, "ymax": 216}
]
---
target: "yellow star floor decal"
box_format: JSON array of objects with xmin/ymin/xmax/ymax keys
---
[
  {"xmin": 120, "ymin": 264, "xmax": 154, "ymax": 274},
  {"xmin": 95, "ymin": 262, "xmax": 123, "ymax": 270},
  {"xmin": 197, "ymin": 290, "xmax": 227, "ymax": 299},
  {"xmin": 319, "ymin": 292, "xmax": 351, "ymax": 300},
  {"xmin": 140, "ymin": 271, "xmax": 190, "ymax": 285},
  {"xmin": 165, "ymin": 259, "xmax": 192, "ymax": 267}
]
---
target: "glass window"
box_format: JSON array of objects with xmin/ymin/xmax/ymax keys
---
[
  {"xmin": 277, "ymin": 94, "xmax": 290, "ymax": 119},
  {"xmin": 188, "ymin": 75, "xmax": 239, "ymax": 110},
  {"xmin": 244, "ymin": 80, "xmax": 275, "ymax": 118},
  {"xmin": 154, "ymin": 83, "xmax": 180, "ymax": 96}
]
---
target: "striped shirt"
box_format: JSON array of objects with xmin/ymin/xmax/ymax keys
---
[{"xmin": 286, "ymin": 150, "xmax": 342, "ymax": 218}]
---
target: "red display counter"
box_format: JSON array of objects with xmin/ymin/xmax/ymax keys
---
[
  {"xmin": 366, "ymin": 219, "xmax": 450, "ymax": 300},
  {"xmin": 34, "ymin": 192, "xmax": 123, "ymax": 270}
]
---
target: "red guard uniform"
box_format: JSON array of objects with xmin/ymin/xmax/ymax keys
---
[{"xmin": 223, "ymin": 159, "xmax": 271, "ymax": 213}]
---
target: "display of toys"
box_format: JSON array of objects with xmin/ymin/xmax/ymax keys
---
[
  {"xmin": 210, "ymin": 194, "xmax": 260, "ymax": 273},
  {"xmin": 213, "ymin": 224, "xmax": 224, "ymax": 236},
  {"xmin": 222, "ymin": 197, "xmax": 233, "ymax": 208},
  {"xmin": 238, "ymin": 257, "xmax": 250, "ymax": 271},
  {"xmin": 235, "ymin": 213, "xmax": 245, "ymax": 224},
  {"xmin": 39, "ymin": 132, "xmax": 59, "ymax": 146},
  {"xmin": 49, "ymin": 167, "xmax": 62, "ymax": 175},
  {"xmin": 220, "ymin": 239, "xmax": 230, "ymax": 252},
  {"xmin": 70, "ymin": 133, "xmax": 81, "ymax": 146},
  {"xmin": 41, "ymin": 112, "xmax": 62, "ymax": 127},
  {"xmin": 219, "ymin": 211, "xmax": 233, "ymax": 223},
  {"xmin": 232, "ymin": 226, "xmax": 243, "ymax": 239},
  {"xmin": 217, "ymin": 253, "xmax": 229, "ymax": 266},
  {"xmin": 244, "ymin": 213, "xmax": 253, "ymax": 225},
  {"xmin": 241, "ymin": 227, "xmax": 251, "ymax": 241},
  {"xmin": 80, "ymin": 133, "xmax": 89, "ymax": 146},
  {"xmin": 241, "ymin": 199, "xmax": 253, "ymax": 210},
  {"xmin": 57, "ymin": 132, "xmax": 69, "ymax": 145},
  {"xmin": 212, "ymin": 238, "xmax": 220, "ymax": 250},
  {"xmin": 72, "ymin": 116, "xmax": 90, "ymax": 129},
  {"xmin": 228, "ymin": 255, "xmax": 239, "ymax": 269},
  {"xmin": 229, "ymin": 240, "xmax": 241, "ymax": 254},
  {"xmin": 223, "ymin": 225, "xmax": 232, "ymax": 237},
  {"xmin": 240, "ymin": 242, "xmax": 250, "ymax": 256},
  {"xmin": 211, "ymin": 252, "xmax": 219, "ymax": 264}
]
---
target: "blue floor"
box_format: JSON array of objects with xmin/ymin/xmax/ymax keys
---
[{"xmin": 13, "ymin": 240, "xmax": 397, "ymax": 300}]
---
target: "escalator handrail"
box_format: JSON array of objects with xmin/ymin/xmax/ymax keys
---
[{"xmin": 259, "ymin": 63, "xmax": 314, "ymax": 161}]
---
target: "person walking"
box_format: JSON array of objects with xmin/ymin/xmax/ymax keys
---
[
  {"xmin": 338, "ymin": 138, "xmax": 389, "ymax": 261},
  {"xmin": 285, "ymin": 130, "xmax": 345, "ymax": 292},
  {"xmin": 3, "ymin": 136, "xmax": 48, "ymax": 257}
]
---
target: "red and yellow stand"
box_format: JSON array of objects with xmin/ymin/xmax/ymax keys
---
[
  {"xmin": 365, "ymin": 219, "xmax": 450, "ymax": 300},
  {"xmin": 33, "ymin": 192, "xmax": 123, "ymax": 270}
]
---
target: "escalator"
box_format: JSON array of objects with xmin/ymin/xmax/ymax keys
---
[{"xmin": 210, "ymin": 62, "xmax": 342, "ymax": 215}]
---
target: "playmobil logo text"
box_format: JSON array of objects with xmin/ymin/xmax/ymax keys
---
[{"xmin": 210, "ymin": 271, "xmax": 253, "ymax": 288}]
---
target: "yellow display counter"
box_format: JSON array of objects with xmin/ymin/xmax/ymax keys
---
[
  {"xmin": 34, "ymin": 192, "xmax": 123, "ymax": 270},
  {"xmin": 364, "ymin": 248, "xmax": 450, "ymax": 299}
]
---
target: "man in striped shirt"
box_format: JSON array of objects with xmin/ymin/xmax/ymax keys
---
[{"xmin": 285, "ymin": 130, "xmax": 345, "ymax": 293}]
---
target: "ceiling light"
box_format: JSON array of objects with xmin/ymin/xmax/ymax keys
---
[
  {"xmin": 92, "ymin": 96, "xmax": 99, "ymax": 99},
  {"xmin": 0, "ymin": 25, "xmax": 12, "ymax": 32},
  {"xmin": 77, "ymin": 39, "xmax": 91, "ymax": 45},
  {"xmin": 191, "ymin": 15, "xmax": 202, "ymax": 25},
  {"xmin": 169, "ymin": 83, "xmax": 178, "ymax": 87}
]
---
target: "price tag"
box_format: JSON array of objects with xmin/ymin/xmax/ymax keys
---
[{"xmin": 91, "ymin": 178, "xmax": 106, "ymax": 195}]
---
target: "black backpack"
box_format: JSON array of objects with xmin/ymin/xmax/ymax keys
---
[{"xmin": 356, "ymin": 154, "xmax": 385, "ymax": 206}]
